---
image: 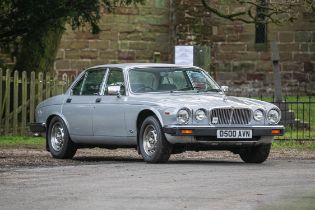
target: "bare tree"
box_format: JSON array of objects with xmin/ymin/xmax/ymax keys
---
[{"xmin": 201, "ymin": 0, "xmax": 315, "ymax": 24}]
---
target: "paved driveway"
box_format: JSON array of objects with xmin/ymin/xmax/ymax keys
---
[{"xmin": 1, "ymin": 159, "xmax": 315, "ymax": 210}]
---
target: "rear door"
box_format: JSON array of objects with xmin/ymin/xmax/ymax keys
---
[{"xmin": 62, "ymin": 68, "xmax": 107, "ymax": 136}]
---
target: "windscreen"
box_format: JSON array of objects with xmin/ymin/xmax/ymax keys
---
[{"xmin": 129, "ymin": 67, "xmax": 221, "ymax": 93}]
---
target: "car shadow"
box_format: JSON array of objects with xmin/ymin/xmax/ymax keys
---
[
  {"xmin": 168, "ymin": 159, "xmax": 245, "ymax": 165},
  {"xmin": 72, "ymin": 156, "xmax": 245, "ymax": 165},
  {"xmin": 72, "ymin": 156, "xmax": 143, "ymax": 163}
]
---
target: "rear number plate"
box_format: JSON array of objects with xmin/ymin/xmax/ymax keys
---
[{"xmin": 217, "ymin": 130, "xmax": 252, "ymax": 139}]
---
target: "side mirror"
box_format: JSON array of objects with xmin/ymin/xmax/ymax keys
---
[
  {"xmin": 108, "ymin": 85, "xmax": 121, "ymax": 97},
  {"xmin": 221, "ymin": 86, "xmax": 229, "ymax": 92}
]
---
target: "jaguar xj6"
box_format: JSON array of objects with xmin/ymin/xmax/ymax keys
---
[{"xmin": 30, "ymin": 64, "xmax": 284, "ymax": 163}]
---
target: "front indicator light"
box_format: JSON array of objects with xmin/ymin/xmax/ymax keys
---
[
  {"xmin": 272, "ymin": 129, "xmax": 281, "ymax": 135},
  {"xmin": 181, "ymin": 129, "xmax": 193, "ymax": 134}
]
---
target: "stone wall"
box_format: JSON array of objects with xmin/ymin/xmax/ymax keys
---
[
  {"xmin": 172, "ymin": 0, "xmax": 315, "ymax": 96},
  {"xmin": 2, "ymin": 0, "xmax": 314, "ymax": 96},
  {"xmin": 55, "ymin": 0, "xmax": 171, "ymax": 76}
]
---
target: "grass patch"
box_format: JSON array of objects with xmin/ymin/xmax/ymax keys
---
[
  {"xmin": 275, "ymin": 130, "xmax": 315, "ymax": 141},
  {"xmin": 0, "ymin": 136, "xmax": 45, "ymax": 149},
  {"xmin": 272, "ymin": 140, "xmax": 315, "ymax": 151},
  {"xmin": 1, "ymin": 135, "xmax": 315, "ymax": 151}
]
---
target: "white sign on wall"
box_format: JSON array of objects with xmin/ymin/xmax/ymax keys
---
[{"xmin": 175, "ymin": 46, "xmax": 193, "ymax": 66}]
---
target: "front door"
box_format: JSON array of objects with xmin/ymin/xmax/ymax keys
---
[{"xmin": 93, "ymin": 68, "xmax": 127, "ymax": 137}]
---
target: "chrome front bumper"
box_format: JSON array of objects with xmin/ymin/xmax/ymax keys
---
[{"xmin": 163, "ymin": 125, "xmax": 284, "ymax": 145}]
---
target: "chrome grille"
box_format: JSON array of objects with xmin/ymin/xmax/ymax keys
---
[{"xmin": 209, "ymin": 108, "xmax": 252, "ymax": 125}]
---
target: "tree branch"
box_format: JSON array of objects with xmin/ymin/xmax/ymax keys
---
[
  {"xmin": 200, "ymin": 0, "xmax": 306, "ymax": 24},
  {"xmin": 201, "ymin": 0, "xmax": 248, "ymax": 21}
]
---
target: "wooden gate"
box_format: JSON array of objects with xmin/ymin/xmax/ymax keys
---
[{"xmin": 0, "ymin": 69, "xmax": 73, "ymax": 135}]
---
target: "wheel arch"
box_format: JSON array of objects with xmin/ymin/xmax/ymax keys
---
[
  {"xmin": 45, "ymin": 113, "xmax": 70, "ymax": 151},
  {"xmin": 136, "ymin": 109, "xmax": 164, "ymax": 153},
  {"xmin": 136, "ymin": 109, "xmax": 164, "ymax": 130}
]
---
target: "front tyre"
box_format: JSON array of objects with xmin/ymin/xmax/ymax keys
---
[
  {"xmin": 139, "ymin": 116, "xmax": 172, "ymax": 163},
  {"xmin": 47, "ymin": 116, "xmax": 77, "ymax": 159},
  {"xmin": 239, "ymin": 144, "xmax": 271, "ymax": 163}
]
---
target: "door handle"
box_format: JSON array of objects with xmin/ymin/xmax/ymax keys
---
[
  {"xmin": 95, "ymin": 98, "xmax": 102, "ymax": 103},
  {"xmin": 66, "ymin": 98, "xmax": 72, "ymax": 103}
]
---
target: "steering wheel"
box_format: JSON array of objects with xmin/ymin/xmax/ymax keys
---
[{"xmin": 135, "ymin": 86, "xmax": 154, "ymax": 92}]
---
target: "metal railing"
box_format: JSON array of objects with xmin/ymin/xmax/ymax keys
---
[{"xmin": 250, "ymin": 95, "xmax": 315, "ymax": 141}]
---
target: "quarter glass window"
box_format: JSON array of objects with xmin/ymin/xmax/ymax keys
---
[{"xmin": 72, "ymin": 75, "xmax": 85, "ymax": 95}]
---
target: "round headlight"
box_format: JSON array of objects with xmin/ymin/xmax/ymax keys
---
[
  {"xmin": 177, "ymin": 108, "xmax": 190, "ymax": 124},
  {"xmin": 253, "ymin": 109, "xmax": 264, "ymax": 121},
  {"xmin": 195, "ymin": 109, "xmax": 207, "ymax": 121},
  {"xmin": 267, "ymin": 109, "xmax": 280, "ymax": 124}
]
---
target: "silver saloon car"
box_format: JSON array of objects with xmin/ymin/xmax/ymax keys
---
[{"xmin": 30, "ymin": 63, "xmax": 284, "ymax": 163}]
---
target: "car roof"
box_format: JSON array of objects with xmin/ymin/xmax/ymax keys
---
[{"xmin": 86, "ymin": 63, "xmax": 199, "ymax": 70}]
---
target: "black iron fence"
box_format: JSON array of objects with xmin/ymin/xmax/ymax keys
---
[{"xmin": 250, "ymin": 95, "xmax": 315, "ymax": 141}]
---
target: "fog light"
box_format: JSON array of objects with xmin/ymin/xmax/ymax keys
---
[{"xmin": 181, "ymin": 129, "xmax": 193, "ymax": 134}]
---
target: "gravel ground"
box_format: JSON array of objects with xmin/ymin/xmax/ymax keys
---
[
  {"xmin": 1, "ymin": 147, "xmax": 315, "ymax": 169},
  {"xmin": 1, "ymin": 157, "xmax": 315, "ymax": 210},
  {"xmin": 1, "ymin": 148, "xmax": 315, "ymax": 210}
]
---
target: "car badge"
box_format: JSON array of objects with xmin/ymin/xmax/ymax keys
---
[{"xmin": 212, "ymin": 117, "xmax": 218, "ymax": 124}]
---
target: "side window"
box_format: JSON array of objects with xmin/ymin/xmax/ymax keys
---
[
  {"xmin": 106, "ymin": 69, "xmax": 125, "ymax": 95},
  {"xmin": 72, "ymin": 75, "xmax": 85, "ymax": 95},
  {"xmin": 80, "ymin": 69, "xmax": 106, "ymax": 95}
]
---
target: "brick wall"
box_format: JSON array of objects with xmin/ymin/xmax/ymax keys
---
[
  {"xmin": 172, "ymin": 0, "xmax": 315, "ymax": 96},
  {"xmin": 2, "ymin": 0, "xmax": 314, "ymax": 96},
  {"xmin": 55, "ymin": 0, "xmax": 171, "ymax": 76},
  {"xmin": 0, "ymin": 0, "xmax": 315, "ymax": 95}
]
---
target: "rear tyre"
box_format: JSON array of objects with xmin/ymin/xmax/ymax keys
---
[
  {"xmin": 47, "ymin": 116, "xmax": 77, "ymax": 159},
  {"xmin": 239, "ymin": 144, "xmax": 271, "ymax": 163},
  {"xmin": 139, "ymin": 116, "xmax": 172, "ymax": 163}
]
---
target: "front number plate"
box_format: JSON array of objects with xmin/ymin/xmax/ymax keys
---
[{"xmin": 217, "ymin": 130, "xmax": 252, "ymax": 139}]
